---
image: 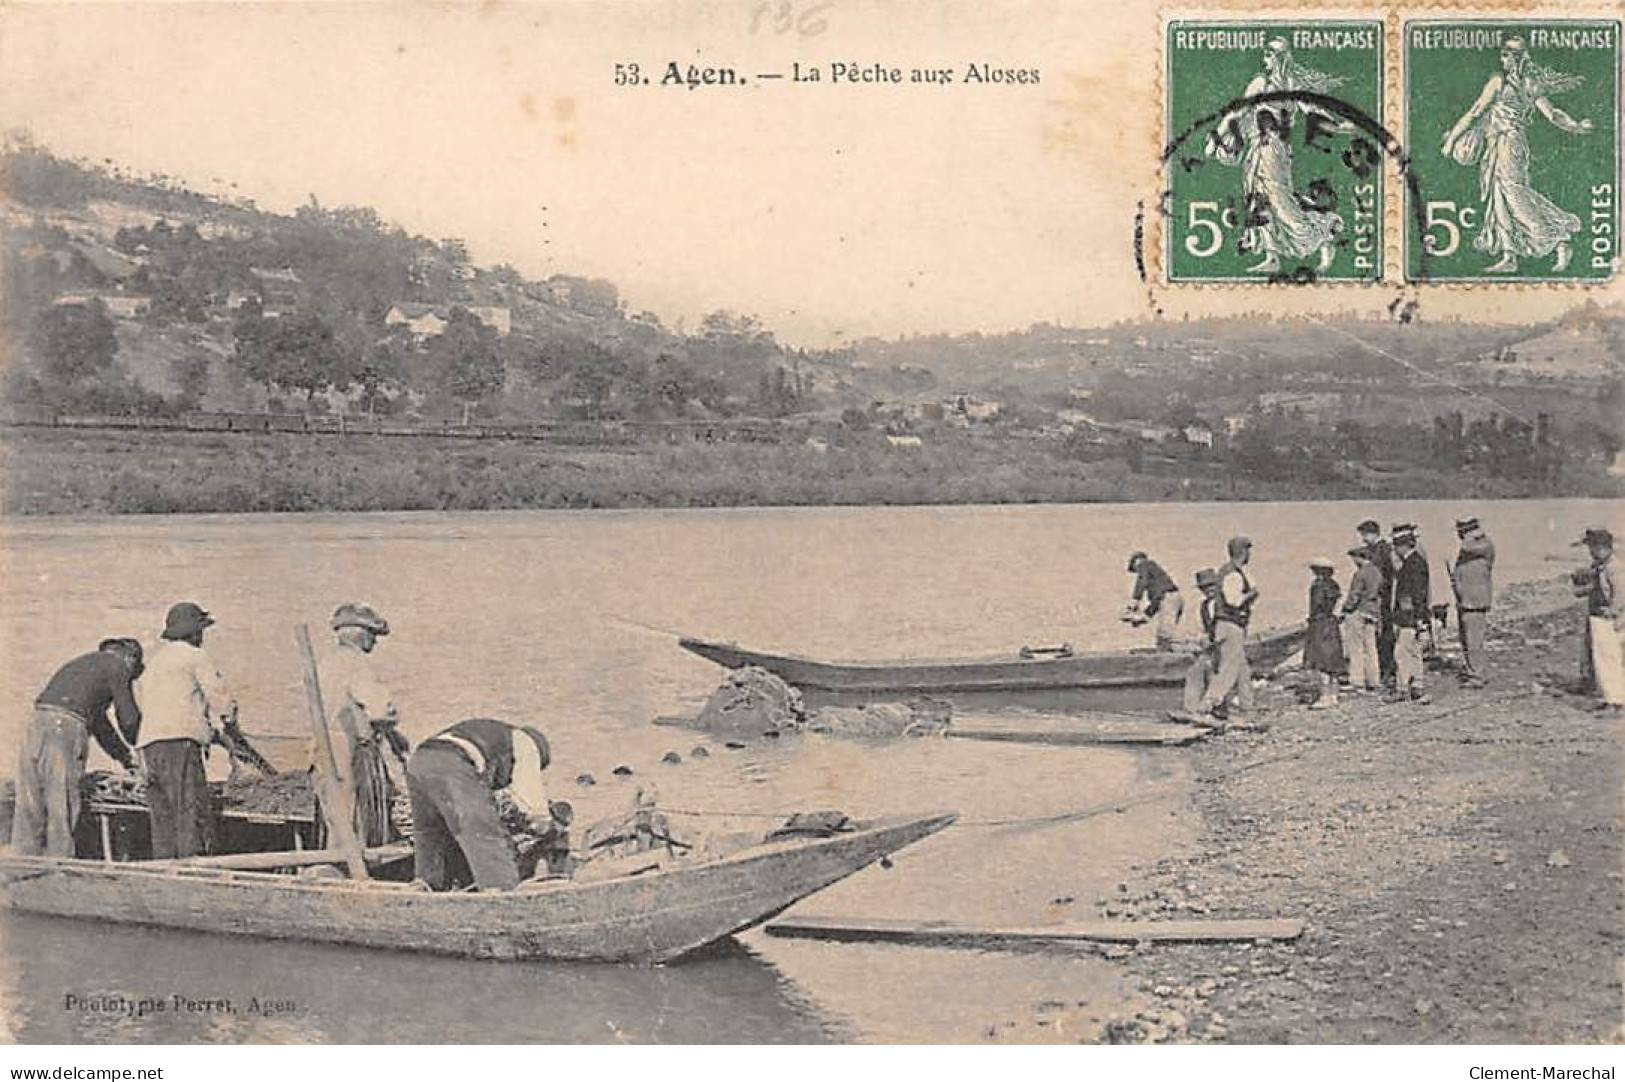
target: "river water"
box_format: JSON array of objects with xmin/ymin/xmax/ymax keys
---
[{"xmin": 0, "ymin": 498, "xmax": 1616, "ymax": 1043}]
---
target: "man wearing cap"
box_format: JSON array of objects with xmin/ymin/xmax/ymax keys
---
[
  {"xmin": 1448, "ymin": 517, "xmax": 1496, "ymax": 688},
  {"xmin": 1389, "ymin": 528, "xmax": 1432, "ymax": 704},
  {"xmin": 1179, "ymin": 568, "xmax": 1224, "ymax": 715},
  {"xmin": 1125, "ymin": 552, "xmax": 1184, "ymax": 651},
  {"xmin": 317, "ymin": 603, "xmax": 409, "ymax": 846},
  {"xmin": 135, "ymin": 602, "xmax": 236, "ymax": 859},
  {"xmin": 1573, "ymin": 528, "xmax": 1624, "ymax": 715},
  {"xmin": 405, "ymin": 718, "xmax": 568, "ymax": 891},
  {"xmin": 11, "ymin": 638, "xmax": 144, "ymax": 857},
  {"xmin": 1193, "ymin": 537, "xmax": 1260, "ymax": 720},
  {"xmin": 1341, "ymin": 546, "xmax": 1384, "ymax": 692},
  {"xmin": 1357, "ymin": 520, "xmax": 1398, "ymax": 688}
]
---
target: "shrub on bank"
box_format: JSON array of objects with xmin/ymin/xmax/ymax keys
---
[{"xmin": 1, "ymin": 427, "xmax": 1620, "ymax": 516}]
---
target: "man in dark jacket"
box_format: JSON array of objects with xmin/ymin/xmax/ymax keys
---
[
  {"xmin": 12, "ymin": 639, "xmax": 143, "ymax": 856},
  {"xmin": 1389, "ymin": 527, "xmax": 1432, "ymax": 704},
  {"xmin": 1449, "ymin": 516, "xmax": 1495, "ymax": 688},
  {"xmin": 1126, "ymin": 552, "xmax": 1184, "ymax": 651},
  {"xmin": 1358, "ymin": 519, "xmax": 1398, "ymax": 688},
  {"xmin": 405, "ymin": 718, "xmax": 570, "ymax": 891}
]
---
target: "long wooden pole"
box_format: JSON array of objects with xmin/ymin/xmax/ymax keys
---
[
  {"xmin": 294, "ymin": 623, "xmax": 369, "ymax": 880},
  {"xmin": 156, "ymin": 842, "xmax": 411, "ymax": 872}
]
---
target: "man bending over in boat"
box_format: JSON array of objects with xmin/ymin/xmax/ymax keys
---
[
  {"xmin": 405, "ymin": 718, "xmax": 571, "ymax": 891},
  {"xmin": 1124, "ymin": 552, "xmax": 1184, "ymax": 651},
  {"xmin": 12, "ymin": 638, "xmax": 144, "ymax": 856}
]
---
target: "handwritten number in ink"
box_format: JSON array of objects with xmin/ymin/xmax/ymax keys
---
[{"xmin": 749, "ymin": 1, "xmax": 831, "ymax": 38}]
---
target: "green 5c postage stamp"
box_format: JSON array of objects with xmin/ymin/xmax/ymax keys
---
[
  {"xmin": 1405, "ymin": 19, "xmax": 1621, "ymax": 282},
  {"xmin": 1164, "ymin": 20, "xmax": 1384, "ymax": 283}
]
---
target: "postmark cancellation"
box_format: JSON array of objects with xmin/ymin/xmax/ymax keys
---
[{"xmin": 1159, "ymin": 7, "xmax": 1621, "ymax": 288}]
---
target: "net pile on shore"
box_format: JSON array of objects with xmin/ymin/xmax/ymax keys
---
[
  {"xmin": 805, "ymin": 698, "xmax": 953, "ymax": 738},
  {"xmin": 693, "ymin": 666, "xmax": 807, "ymax": 735}
]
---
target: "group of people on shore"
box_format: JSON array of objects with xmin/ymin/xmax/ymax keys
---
[
  {"xmin": 1129, "ymin": 516, "xmax": 1624, "ymax": 725},
  {"xmin": 10, "ymin": 601, "xmax": 568, "ymax": 892}
]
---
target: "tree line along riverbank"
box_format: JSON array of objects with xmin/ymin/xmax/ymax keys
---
[{"xmin": 3, "ymin": 426, "xmax": 1621, "ymax": 516}]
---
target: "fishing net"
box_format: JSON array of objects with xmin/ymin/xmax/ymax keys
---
[
  {"xmin": 693, "ymin": 666, "xmax": 807, "ymax": 735},
  {"xmin": 805, "ymin": 698, "xmax": 953, "ymax": 738}
]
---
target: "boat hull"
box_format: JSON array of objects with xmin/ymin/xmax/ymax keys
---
[
  {"xmin": 0, "ymin": 813, "xmax": 954, "ymax": 964},
  {"xmin": 680, "ymin": 627, "xmax": 1307, "ymax": 694}
]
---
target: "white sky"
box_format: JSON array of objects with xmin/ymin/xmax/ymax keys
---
[{"xmin": 1, "ymin": 1, "xmax": 1615, "ymax": 345}]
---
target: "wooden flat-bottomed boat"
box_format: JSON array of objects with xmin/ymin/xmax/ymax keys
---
[
  {"xmin": 679, "ymin": 626, "xmax": 1307, "ymax": 695},
  {"xmin": 0, "ymin": 812, "xmax": 954, "ymax": 964}
]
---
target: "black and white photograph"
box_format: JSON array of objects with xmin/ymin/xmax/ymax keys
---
[{"xmin": 0, "ymin": 0, "xmax": 1620, "ymax": 1062}]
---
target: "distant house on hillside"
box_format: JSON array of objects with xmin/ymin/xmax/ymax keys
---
[
  {"xmin": 385, "ymin": 303, "xmax": 511, "ymax": 338},
  {"xmin": 386, "ymin": 304, "xmax": 447, "ymax": 338},
  {"xmin": 464, "ymin": 305, "xmax": 512, "ymax": 336},
  {"xmin": 54, "ymin": 291, "xmax": 150, "ymax": 318},
  {"xmin": 249, "ymin": 267, "xmax": 302, "ymax": 310},
  {"xmin": 1181, "ymin": 420, "xmax": 1215, "ymax": 448},
  {"xmin": 1133, "ymin": 422, "xmax": 1176, "ymax": 443}
]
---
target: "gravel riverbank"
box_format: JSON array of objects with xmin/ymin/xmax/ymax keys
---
[{"xmin": 987, "ymin": 575, "xmax": 1622, "ymax": 1044}]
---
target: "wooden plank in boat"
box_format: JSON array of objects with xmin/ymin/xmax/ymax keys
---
[{"xmin": 766, "ymin": 914, "xmax": 1305, "ymax": 945}]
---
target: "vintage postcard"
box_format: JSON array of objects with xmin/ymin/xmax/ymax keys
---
[{"xmin": 0, "ymin": 0, "xmax": 1621, "ymax": 1058}]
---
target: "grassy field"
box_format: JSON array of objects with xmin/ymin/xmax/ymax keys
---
[{"xmin": 1, "ymin": 427, "xmax": 1618, "ymax": 515}]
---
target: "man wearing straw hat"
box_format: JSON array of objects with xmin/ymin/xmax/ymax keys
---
[
  {"xmin": 136, "ymin": 602, "xmax": 236, "ymax": 859},
  {"xmin": 315, "ymin": 603, "xmax": 409, "ymax": 847},
  {"xmin": 1448, "ymin": 516, "xmax": 1495, "ymax": 688},
  {"xmin": 1389, "ymin": 526, "xmax": 1432, "ymax": 705}
]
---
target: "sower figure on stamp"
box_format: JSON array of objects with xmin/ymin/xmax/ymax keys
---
[
  {"xmin": 1204, "ymin": 38, "xmax": 1352, "ymax": 274},
  {"xmin": 1441, "ymin": 37, "xmax": 1593, "ymax": 274},
  {"xmin": 12, "ymin": 638, "xmax": 144, "ymax": 856},
  {"xmin": 136, "ymin": 602, "xmax": 236, "ymax": 859}
]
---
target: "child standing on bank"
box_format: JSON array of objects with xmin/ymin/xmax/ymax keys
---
[{"xmin": 1304, "ymin": 557, "xmax": 1346, "ymax": 709}]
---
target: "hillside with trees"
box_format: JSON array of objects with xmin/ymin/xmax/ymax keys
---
[
  {"xmin": 1, "ymin": 137, "xmax": 1620, "ymax": 510},
  {"xmin": 0, "ymin": 138, "xmax": 855, "ymax": 424}
]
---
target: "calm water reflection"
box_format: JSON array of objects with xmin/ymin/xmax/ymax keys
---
[{"xmin": 0, "ymin": 498, "xmax": 1616, "ymax": 1041}]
